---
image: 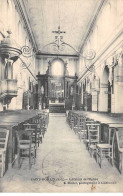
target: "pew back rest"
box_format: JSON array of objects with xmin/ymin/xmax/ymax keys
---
[
  {"xmin": 0, "ymin": 129, "xmax": 9, "ymax": 150},
  {"xmin": 118, "ymin": 128, "xmax": 123, "ymax": 148}
]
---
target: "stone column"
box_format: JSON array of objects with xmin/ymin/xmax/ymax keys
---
[
  {"xmin": 64, "ymin": 78, "xmax": 68, "ymax": 98},
  {"xmin": 73, "ymin": 80, "xmax": 77, "ymax": 108},
  {"xmin": 48, "ymin": 76, "xmax": 51, "ymax": 98},
  {"xmin": 92, "ymin": 91, "xmax": 98, "ymax": 111},
  {"xmin": 81, "ymin": 83, "xmax": 83, "ymax": 105},
  {"xmin": 27, "ymin": 91, "xmax": 30, "ymax": 110},
  {"xmin": 98, "ymin": 83, "xmax": 108, "ymax": 112},
  {"xmin": 114, "ymin": 53, "xmax": 123, "ymax": 113},
  {"xmin": 38, "ymin": 81, "xmax": 42, "ymax": 110},
  {"xmin": 83, "ymin": 92, "xmax": 88, "ymax": 111}
]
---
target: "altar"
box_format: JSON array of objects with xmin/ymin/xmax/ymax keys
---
[
  {"xmin": 36, "ymin": 58, "xmax": 78, "ymax": 112},
  {"xmin": 49, "ymin": 98, "xmax": 65, "ymax": 113}
]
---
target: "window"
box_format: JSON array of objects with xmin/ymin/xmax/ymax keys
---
[{"xmin": 51, "ymin": 60, "xmax": 64, "ymax": 76}]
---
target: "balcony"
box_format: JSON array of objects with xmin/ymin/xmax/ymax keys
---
[{"xmin": 0, "ymin": 79, "xmax": 17, "ymax": 103}]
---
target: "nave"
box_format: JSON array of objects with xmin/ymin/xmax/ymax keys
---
[
  {"xmin": 0, "ymin": 0, "xmax": 123, "ymax": 193},
  {"xmin": 0, "ymin": 114, "xmax": 123, "ymax": 193}
]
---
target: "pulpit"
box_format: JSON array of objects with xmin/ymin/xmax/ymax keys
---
[{"xmin": 0, "ymin": 31, "xmax": 22, "ymax": 110}]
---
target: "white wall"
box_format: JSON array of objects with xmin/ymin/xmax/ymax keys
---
[
  {"xmin": 0, "ymin": 0, "xmax": 37, "ymax": 111},
  {"xmin": 36, "ymin": 56, "xmax": 78, "ymax": 76},
  {"xmin": 78, "ymin": 0, "xmax": 123, "ymax": 113}
]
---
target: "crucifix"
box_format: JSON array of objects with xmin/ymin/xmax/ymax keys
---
[
  {"xmin": 52, "ymin": 26, "xmax": 66, "ymax": 51},
  {"xmin": 52, "ymin": 25, "xmax": 66, "ymax": 35},
  {"xmin": 43, "ymin": 26, "xmax": 96, "ymax": 73}
]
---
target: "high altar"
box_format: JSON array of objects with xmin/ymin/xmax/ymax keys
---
[{"xmin": 36, "ymin": 59, "xmax": 77, "ymax": 112}]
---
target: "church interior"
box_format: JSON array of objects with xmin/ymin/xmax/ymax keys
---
[{"xmin": 0, "ymin": 0, "xmax": 123, "ymax": 193}]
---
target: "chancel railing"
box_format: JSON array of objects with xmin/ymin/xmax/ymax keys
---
[{"xmin": 49, "ymin": 98, "xmax": 65, "ymax": 113}]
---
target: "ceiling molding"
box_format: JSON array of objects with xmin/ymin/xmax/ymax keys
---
[
  {"xmin": 13, "ymin": 0, "xmax": 105, "ymax": 57},
  {"xmin": 79, "ymin": 0, "xmax": 106, "ymax": 54},
  {"xmin": 36, "ymin": 53, "xmax": 79, "ymax": 59},
  {"xmin": 13, "ymin": 0, "xmax": 38, "ymax": 52}
]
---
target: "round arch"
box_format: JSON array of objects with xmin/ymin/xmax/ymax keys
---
[
  {"xmin": 50, "ymin": 58, "xmax": 65, "ymax": 76},
  {"xmin": 101, "ymin": 65, "xmax": 109, "ymax": 84}
]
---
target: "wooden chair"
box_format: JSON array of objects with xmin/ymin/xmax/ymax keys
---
[
  {"xmin": 73, "ymin": 114, "xmax": 86, "ymax": 141},
  {"xmin": 24, "ymin": 122, "xmax": 40, "ymax": 147},
  {"xmin": 84, "ymin": 120, "xmax": 95, "ymax": 147},
  {"xmin": 0, "ymin": 129, "xmax": 9, "ymax": 177},
  {"xmin": 31, "ymin": 115, "xmax": 46, "ymax": 140},
  {"xmin": 74, "ymin": 117, "xmax": 87, "ymax": 141},
  {"xmin": 96, "ymin": 127, "xmax": 115, "ymax": 168},
  {"xmin": 36, "ymin": 123, "xmax": 43, "ymax": 143},
  {"xmin": 85, "ymin": 122, "xmax": 100, "ymax": 153},
  {"xmin": 36, "ymin": 117, "xmax": 45, "ymax": 139},
  {"xmin": 16, "ymin": 131, "xmax": 35, "ymax": 169}
]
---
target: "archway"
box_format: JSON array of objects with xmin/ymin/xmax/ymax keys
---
[{"xmin": 51, "ymin": 59, "xmax": 64, "ymax": 76}]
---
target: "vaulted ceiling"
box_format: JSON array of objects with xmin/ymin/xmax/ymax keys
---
[{"xmin": 23, "ymin": 0, "xmax": 101, "ymax": 56}]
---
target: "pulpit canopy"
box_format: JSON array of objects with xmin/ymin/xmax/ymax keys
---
[{"xmin": 0, "ymin": 31, "xmax": 22, "ymax": 62}]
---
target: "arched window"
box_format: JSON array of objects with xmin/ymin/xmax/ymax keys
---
[{"xmin": 51, "ymin": 60, "xmax": 64, "ymax": 76}]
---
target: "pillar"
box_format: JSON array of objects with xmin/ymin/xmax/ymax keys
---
[
  {"xmin": 27, "ymin": 94, "xmax": 30, "ymax": 110},
  {"xmin": 38, "ymin": 81, "xmax": 42, "ymax": 110},
  {"xmin": 114, "ymin": 54, "xmax": 123, "ymax": 113},
  {"xmin": 92, "ymin": 91, "xmax": 98, "ymax": 111},
  {"xmin": 98, "ymin": 83, "xmax": 108, "ymax": 112}
]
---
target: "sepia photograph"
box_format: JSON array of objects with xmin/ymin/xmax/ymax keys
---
[{"xmin": 0, "ymin": 0, "xmax": 123, "ymax": 193}]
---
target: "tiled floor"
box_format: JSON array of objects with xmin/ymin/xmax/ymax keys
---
[{"xmin": 0, "ymin": 114, "xmax": 123, "ymax": 192}]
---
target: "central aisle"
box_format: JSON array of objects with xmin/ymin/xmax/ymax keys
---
[{"xmin": 1, "ymin": 114, "xmax": 123, "ymax": 192}]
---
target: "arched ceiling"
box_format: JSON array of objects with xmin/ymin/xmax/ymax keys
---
[{"xmin": 23, "ymin": 0, "xmax": 101, "ymax": 56}]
